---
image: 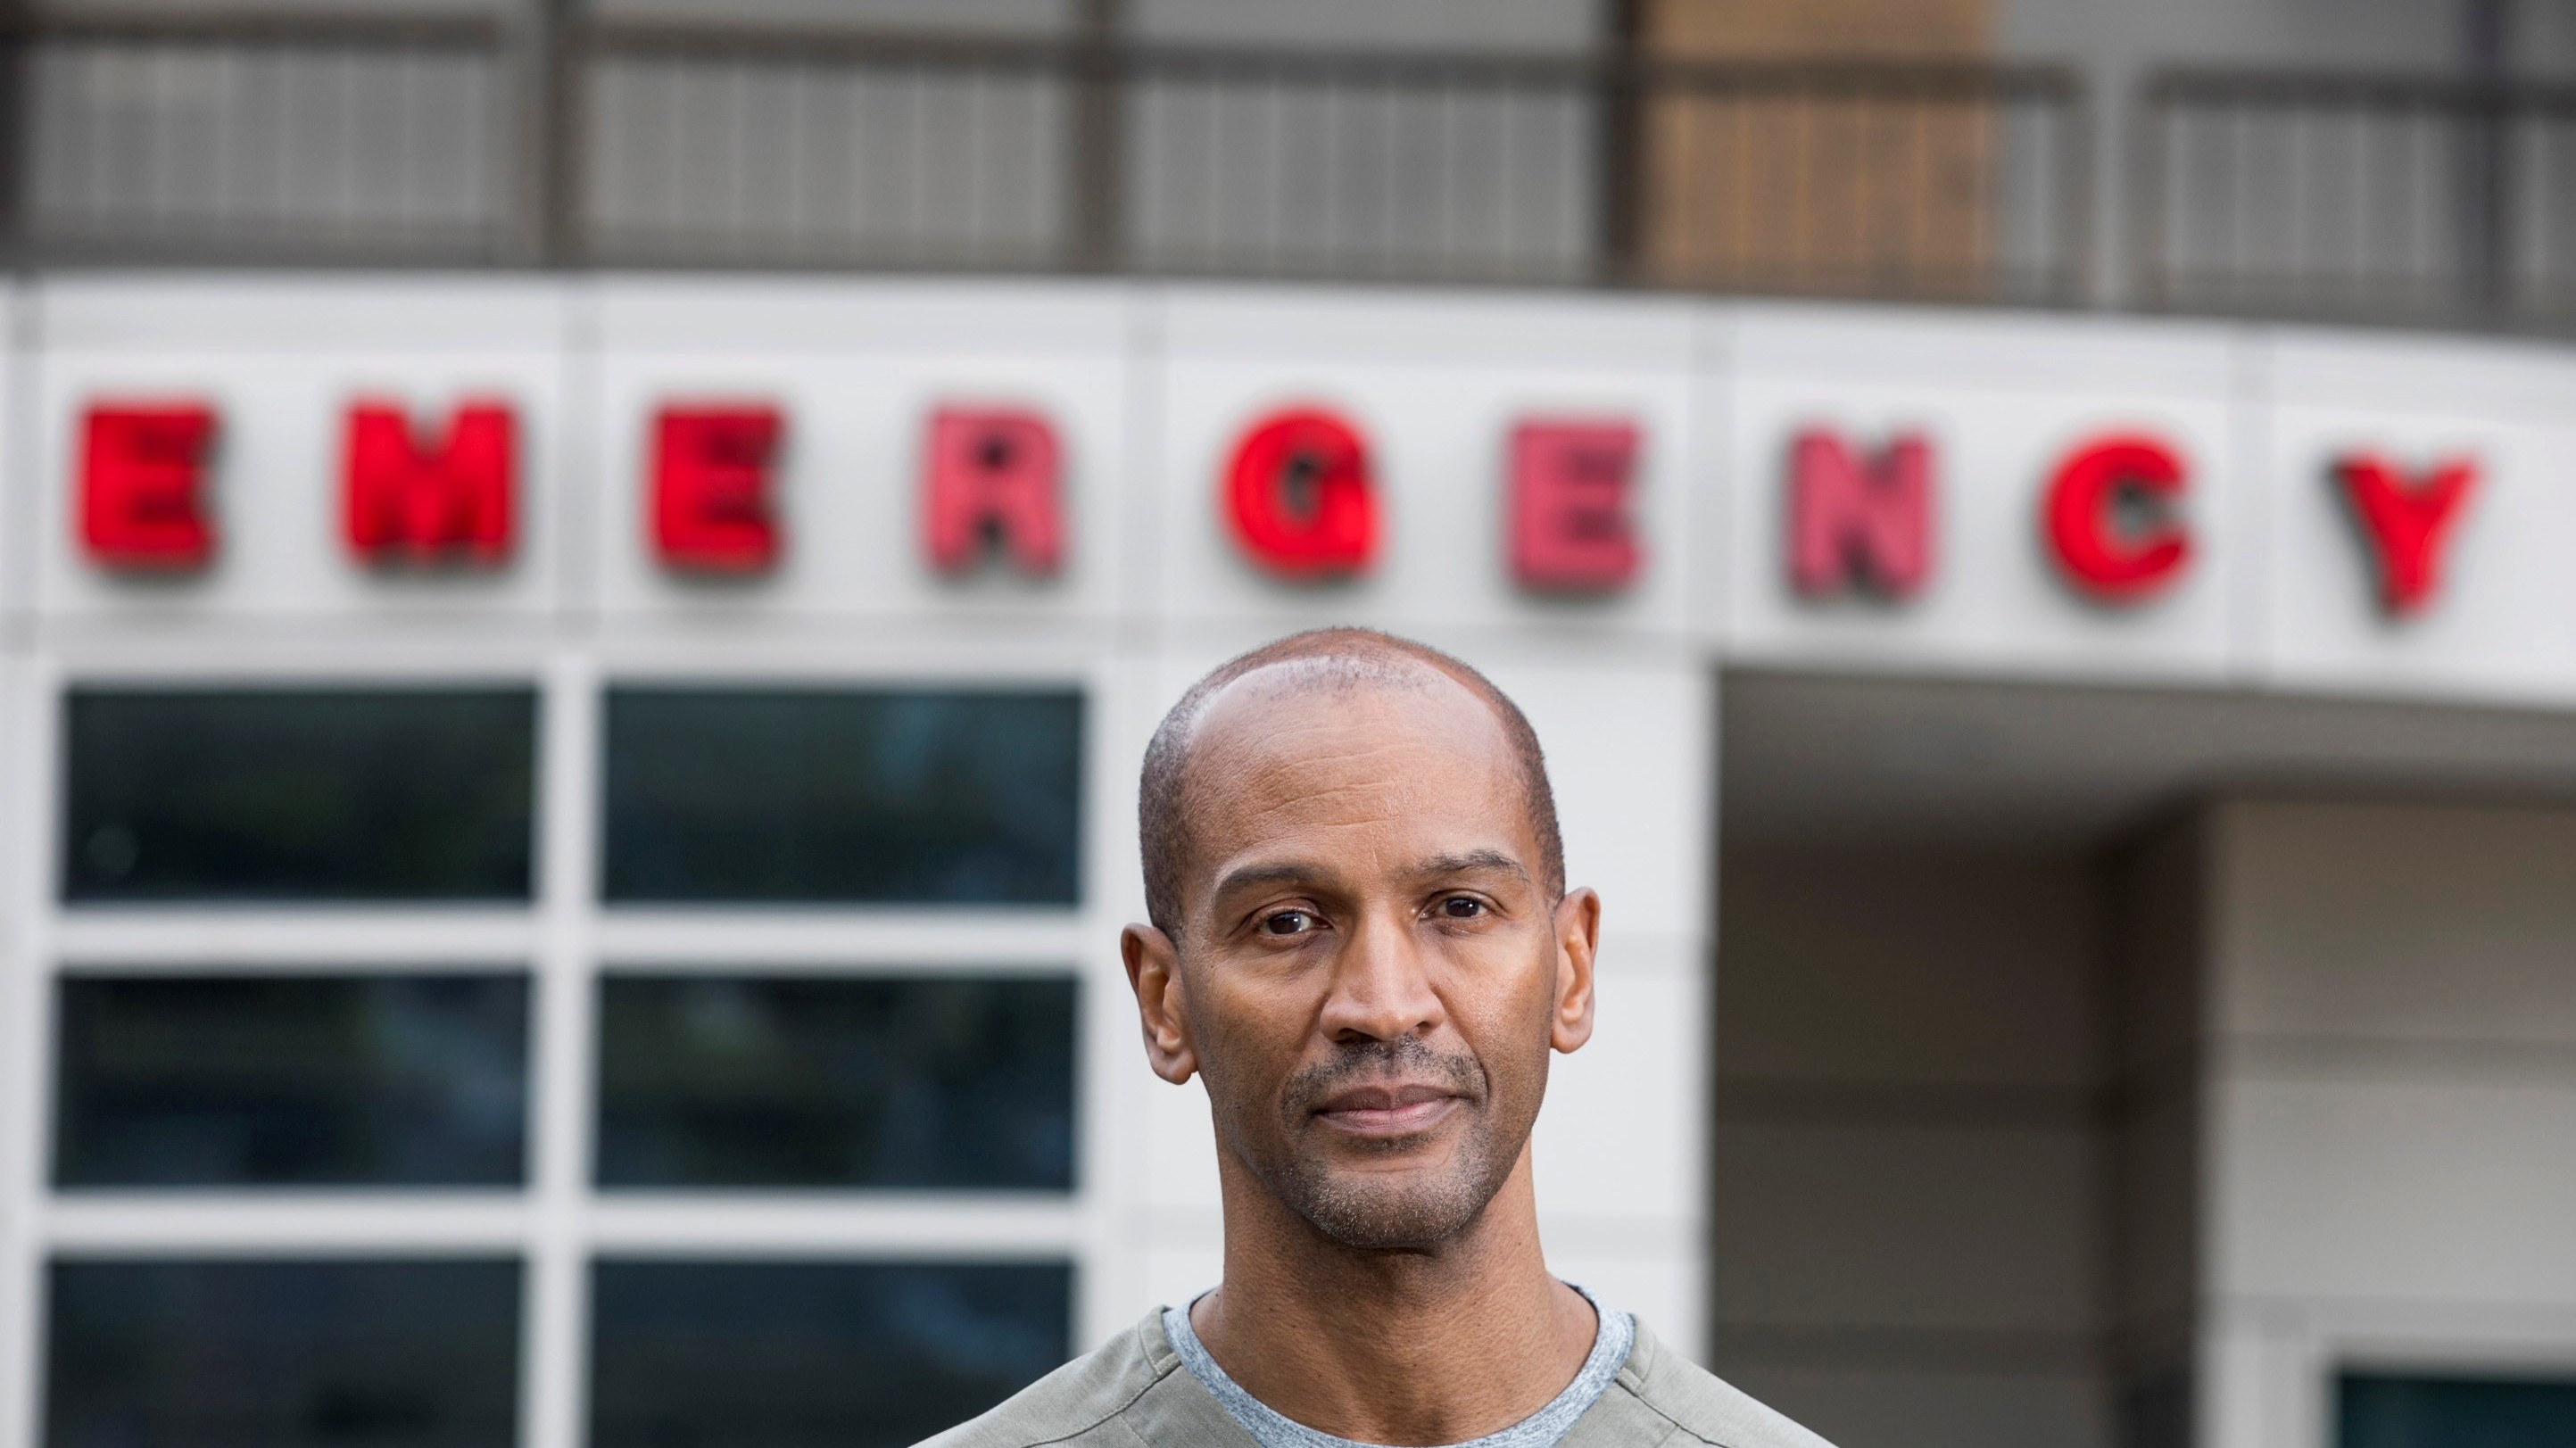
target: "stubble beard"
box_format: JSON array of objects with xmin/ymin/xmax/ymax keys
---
[{"xmin": 1223, "ymin": 1034, "xmax": 1540, "ymax": 1254}]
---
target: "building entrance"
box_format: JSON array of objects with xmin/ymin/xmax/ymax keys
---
[{"xmin": 1714, "ymin": 667, "xmax": 2576, "ymax": 1448}]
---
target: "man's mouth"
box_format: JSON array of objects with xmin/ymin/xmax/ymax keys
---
[{"xmin": 1310, "ymin": 1082, "xmax": 1464, "ymax": 1138}]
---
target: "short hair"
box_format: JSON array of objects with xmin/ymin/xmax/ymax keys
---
[{"xmin": 1139, "ymin": 627, "xmax": 1564, "ymax": 937}]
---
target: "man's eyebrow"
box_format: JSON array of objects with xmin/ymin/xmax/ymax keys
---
[
  {"xmin": 1209, "ymin": 849, "xmax": 1528, "ymax": 900},
  {"xmin": 1412, "ymin": 848, "xmax": 1529, "ymax": 881},
  {"xmin": 1210, "ymin": 859, "xmax": 1329, "ymax": 898}
]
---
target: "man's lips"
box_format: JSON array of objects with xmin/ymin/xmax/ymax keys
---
[{"xmin": 1310, "ymin": 1082, "xmax": 1465, "ymax": 1137}]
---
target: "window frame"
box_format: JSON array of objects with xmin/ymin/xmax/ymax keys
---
[{"xmin": 0, "ymin": 638, "xmax": 1122, "ymax": 1448}]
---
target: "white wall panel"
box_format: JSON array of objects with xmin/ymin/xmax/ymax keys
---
[
  {"xmin": 1533, "ymin": 968, "xmax": 1703, "ymax": 1224},
  {"xmin": 2210, "ymin": 798, "xmax": 2576, "ymax": 1047},
  {"xmin": 591, "ymin": 279, "xmax": 1134, "ymax": 628},
  {"xmin": 1151, "ymin": 288, "xmax": 1698, "ymax": 642},
  {"xmin": 1481, "ymin": 659, "xmax": 1709, "ymax": 945},
  {"xmin": 2257, "ymin": 334, "xmax": 2576, "ymax": 707},
  {"xmin": 34, "ymin": 278, "xmax": 567, "ymax": 626},
  {"xmin": 1723, "ymin": 306, "xmax": 2242, "ymax": 683}
]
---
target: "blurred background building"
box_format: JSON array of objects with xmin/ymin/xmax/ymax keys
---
[{"xmin": 2, "ymin": 3, "xmax": 2576, "ymax": 1448}]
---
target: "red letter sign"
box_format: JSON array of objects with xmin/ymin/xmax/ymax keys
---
[
  {"xmin": 1222, "ymin": 406, "xmax": 1377, "ymax": 580},
  {"xmin": 1508, "ymin": 419, "xmax": 1640, "ymax": 592},
  {"xmin": 924, "ymin": 407, "xmax": 1063, "ymax": 576},
  {"xmin": 80, "ymin": 402, "xmax": 216, "ymax": 570},
  {"xmin": 343, "ymin": 400, "xmax": 514, "ymax": 565},
  {"xmin": 1788, "ymin": 427, "xmax": 1934, "ymax": 599},
  {"xmin": 2042, "ymin": 434, "xmax": 2191, "ymax": 602},
  {"xmin": 652, "ymin": 405, "xmax": 781, "ymax": 574},
  {"xmin": 2334, "ymin": 453, "xmax": 2477, "ymax": 616}
]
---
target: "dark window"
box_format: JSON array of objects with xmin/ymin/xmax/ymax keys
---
[
  {"xmin": 589, "ymin": 1259, "xmax": 1069, "ymax": 1448},
  {"xmin": 54, "ymin": 973, "xmax": 529, "ymax": 1188},
  {"xmin": 596, "ymin": 973, "xmax": 1075, "ymax": 1190},
  {"xmin": 64, "ymin": 689, "xmax": 536, "ymax": 903},
  {"xmin": 45, "ymin": 1257, "xmax": 521, "ymax": 1448},
  {"xmin": 601, "ymin": 689, "xmax": 1081, "ymax": 905},
  {"xmin": 2341, "ymin": 1371, "xmax": 2576, "ymax": 1448}
]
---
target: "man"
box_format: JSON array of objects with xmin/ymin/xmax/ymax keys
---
[{"xmin": 924, "ymin": 628, "xmax": 1831, "ymax": 1447}]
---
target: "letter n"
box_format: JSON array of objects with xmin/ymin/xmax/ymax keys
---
[{"xmin": 1787, "ymin": 428, "xmax": 1934, "ymax": 600}]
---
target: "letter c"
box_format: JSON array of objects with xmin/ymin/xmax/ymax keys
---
[{"xmin": 2041, "ymin": 434, "xmax": 2191, "ymax": 603}]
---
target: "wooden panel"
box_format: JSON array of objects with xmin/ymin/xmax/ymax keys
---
[{"xmin": 1637, "ymin": 0, "xmax": 1995, "ymax": 295}]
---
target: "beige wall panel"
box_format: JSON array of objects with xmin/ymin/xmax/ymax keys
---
[
  {"xmin": 2211, "ymin": 798, "xmax": 2576, "ymax": 1046},
  {"xmin": 2108, "ymin": 815, "xmax": 2207, "ymax": 1076},
  {"xmin": 1712, "ymin": 1120, "xmax": 2101, "ymax": 1334},
  {"xmin": 1708, "ymin": 1360, "xmax": 2112, "ymax": 1448},
  {"xmin": 2216, "ymin": 1069, "xmax": 2576, "ymax": 1306},
  {"xmin": 2104, "ymin": 817, "xmax": 2203, "ymax": 1353},
  {"xmin": 1719, "ymin": 847, "xmax": 2101, "ymax": 1088},
  {"xmin": 2112, "ymin": 1087, "xmax": 2201, "ymax": 1339}
]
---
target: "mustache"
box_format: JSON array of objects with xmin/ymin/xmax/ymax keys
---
[{"xmin": 1279, "ymin": 1035, "xmax": 1486, "ymax": 1119}]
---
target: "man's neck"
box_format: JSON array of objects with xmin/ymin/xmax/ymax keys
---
[{"xmin": 1189, "ymin": 1148, "xmax": 1598, "ymax": 1445}]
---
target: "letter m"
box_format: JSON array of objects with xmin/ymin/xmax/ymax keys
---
[
  {"xmin": 1787, "ymin": 427, "xmax": 1934, "ymax": 600},
  {"xmin": 343, "ymin": 399, "xmax": 516, "ymax": 565}
]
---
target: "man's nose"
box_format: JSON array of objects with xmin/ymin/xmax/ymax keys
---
[{"xmin": 1317, "ymin": 906, "xmax": 1445, "ymax": 1043}]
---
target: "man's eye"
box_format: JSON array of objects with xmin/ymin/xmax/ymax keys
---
[
  {"xmin": 1437, "ymin": 898, "xmax": 1485, "ymax": 919},
  {"xmin": 1262, "ymin": 910, "xmax": 1314, "ymax": 936}
]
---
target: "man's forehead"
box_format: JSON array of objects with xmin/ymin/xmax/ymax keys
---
[
  {"xmin": 1189, "ymin": 657, "xmax": 1507, "ymax": 766},
  {"xmin": 1183, "ymin": 664, "xmax": 1521, "ymax": 827},
  {"xmin": 1204, "ymin": 649, "xmax": 1457, "ymax": 707}
]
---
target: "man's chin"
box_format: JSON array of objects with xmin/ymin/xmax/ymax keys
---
[{"xmin": 1283, "ymin": 1167, "xmax": 1496, "ymax": 1253}]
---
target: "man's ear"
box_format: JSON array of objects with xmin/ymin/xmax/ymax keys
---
[
  {"xmin": 1549, "ymin": 888, "xmax": 1601, "ymax": 1054},
  {"xmin": 1122, "ymin": 923, "xmax": 1199, "ymax": 1084}
]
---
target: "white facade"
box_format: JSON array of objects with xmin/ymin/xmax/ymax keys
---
[{"xmin": 1, "ymin": 275, "xmax": 2574, "ymax": 1448}]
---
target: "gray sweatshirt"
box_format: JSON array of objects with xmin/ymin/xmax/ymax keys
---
[{"xmin": 916, "ymin": 1306, "xmax": 1837, "ymax": 1448}]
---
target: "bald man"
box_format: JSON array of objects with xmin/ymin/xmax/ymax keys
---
[{"xmin": 923, "ymin": 628, "xmax": 1831, "ymax": 1448}]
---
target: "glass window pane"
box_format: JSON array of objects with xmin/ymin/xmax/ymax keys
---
[
  {"xmin": 601, "ymin": 689, "xmax": 1081, "ymax": 905},
  {"xmin": 2341, "ymin": 1371, "xmax": 2576, "ymax": 1448},
  {"xmin": 46, "ymin": 1258, "xmax": 522, "ymax": 1448},
  {"xmin": 596, "ymin": 973, "xmax": 1074, "ymax": 1189},
  {"xmin": 64, "ymin": 689, "xmax": 537, "ymax": 903},
  {"xmin": 588, "ymin": 1259, "xmax": 1068, "ymax": 1448},
  {"xmin": 54, "ymin": 974, "xmax": 530, "ymax": 1188}
]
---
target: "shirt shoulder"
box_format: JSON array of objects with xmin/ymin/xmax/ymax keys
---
[
  {"xmin": 913, "ymin": 1310, "xmax": 1260, "ymax": 1448},
  {"xmin": 913, "ymin": 1311, "xmax": 1165, "ymax": 1448},
  {"xmin": 1565, "ymin": 1321, "xmax": 1838, "ymax": 1448}
]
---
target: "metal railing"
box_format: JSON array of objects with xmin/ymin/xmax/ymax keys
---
[
  {"xmin": 20, "ymin": 10, "xmax": 520, "ymax": 266},
  {"xmin": 17, "ymin": 10, "xmax": 2576, "ymax": 332},
  {"xmin": 2139, "ymin": 69, "xmax": 2576, "ymax": 326},
  {"xmin": 0, "ymin": 8, "xmax": 2090, "ymax": 306},
  {"xmin": 570, "ymin": 25, "xmax": 2088, "ymax": 300}
]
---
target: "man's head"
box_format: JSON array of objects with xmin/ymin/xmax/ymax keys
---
[{"xmin": 1122, "ymin": 628, "xmax": 1599, "ymax": 1254}]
